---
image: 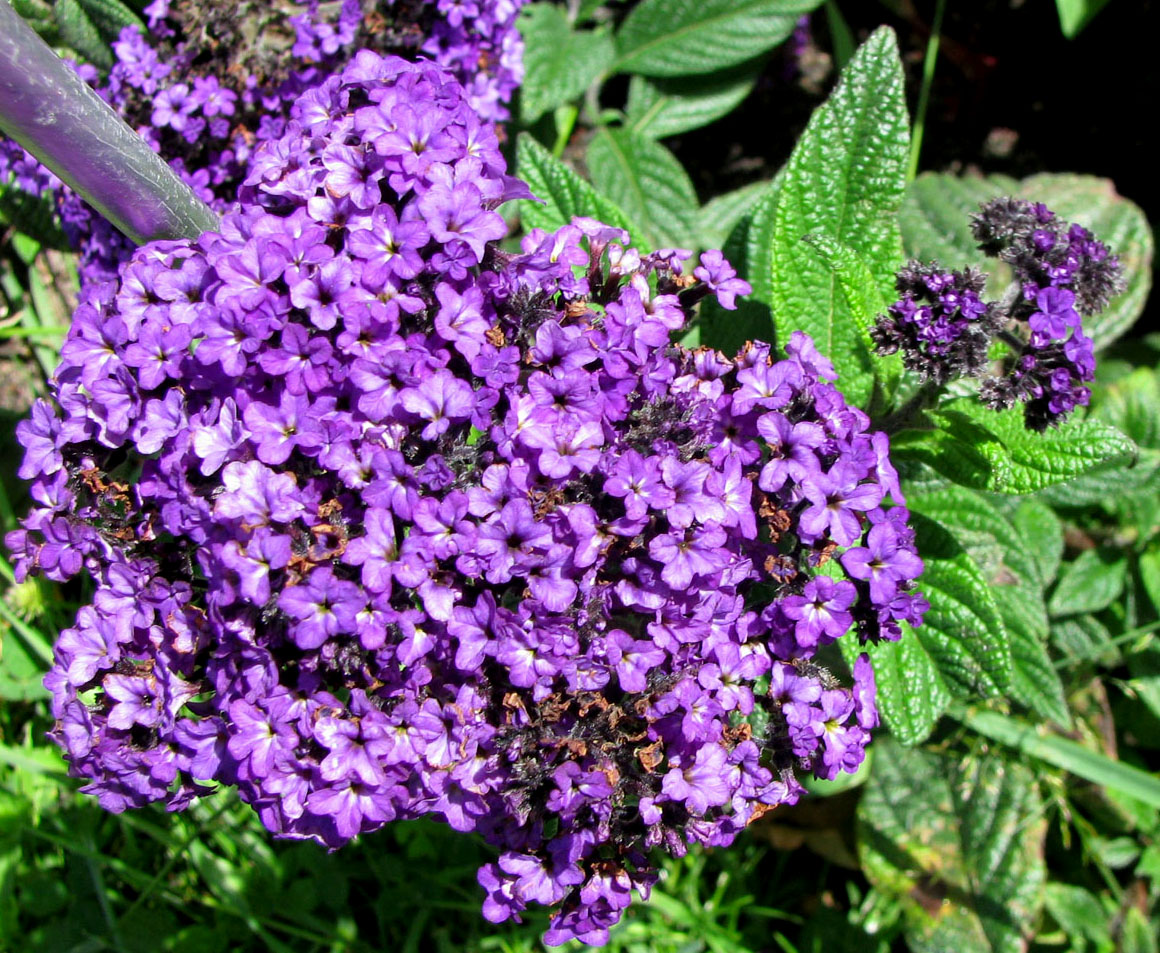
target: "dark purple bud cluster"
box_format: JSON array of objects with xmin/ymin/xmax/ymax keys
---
[
  {"xmin": 871, "ymin": 261, "xmax": 1000, "ymax": 385},
  {"xmin": 874, "ymin": 198, "xmax": 1123, "ymax": 431},
  {"xmin": 971, "ymin": 197, "xmax": 1123, "ymax": 431},
  {"xmin": 0, "ymin": 0, "xmax": 525, "ymax": 286},
  {"xmin": 10, "ymin": 54, "xmax": 925, "ymax": 945}
]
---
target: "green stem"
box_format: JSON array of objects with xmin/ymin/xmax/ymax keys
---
[
  {"xmin": 0, "ymin": 3, "xmax": 218, "ymax": 243},
  {"xmin": 906, "ymin": 0, "xmax": 947, "ymax": 182}
]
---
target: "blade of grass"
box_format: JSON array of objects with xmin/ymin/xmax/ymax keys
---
[
  {"xmin": 906, "ymin": 0, "xmax": 946, "ymax": 181},
  {"xmin": 1053, "ymin": 618, "xmax": 1160, "ymax": 668},
  {"xmin": 0, "ymin": 590, "xmax": 56, "ymax": 666},
  {"xmin": 955, "ymin": 707, "xmax": 1160, "ymax": 809}
]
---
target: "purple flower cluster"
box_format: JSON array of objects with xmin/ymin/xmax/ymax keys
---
[
  {"xmin": 971, "ymin": 198, "xmax": 1123, "ymax": 431},
  {"xmin": 872, "ymin": 261, "xmax": 1000, "ymax": 385},
  {"xmin": 1, "ymin": 0, "xmax": 526, "ymax": 286},
  {"xmin": 873, "ymin": 199, "xmax": 1123, "ymax": 431},
  {"xmin": 10, "ymin": 54, "xmax": 924, "ymax": 945}
]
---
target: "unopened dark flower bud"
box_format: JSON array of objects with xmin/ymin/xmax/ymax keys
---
[{"xmin": 872, "ymin": 261, "xmax": 1001, "ymax": 385}]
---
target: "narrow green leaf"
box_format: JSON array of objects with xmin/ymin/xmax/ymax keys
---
[
  {"xmin": 823, "ymin": 1, "xmax": 856, "ymax": 68},
  {"xmin": 770, "ymin": 27, "xmax": 909, "ymax": 409},
  {"xmin": 1048, "ymin": 548, "xmax": 1127, "ymax": 617},
  {"xmin": 514, "ymin": 134, "xmax": 642, "ymax": 247},
  {"xmin": 613, "ymin": 0, "xmax": 822, "ymax": 77},
  {"xmin": 696, "ymin": 179, "xmax": 770, "ymax": 251},
  {"xmin": 586, "ymin": 126, "xmax": 700, "ymax": 250},
  {"xmin": 517, "ymin": 4, "xmax": 614, "ymax": 123},
  {"xmin": 859, "ymin": 738, "xmax": 1047, "ymax": 953},
  {"xmin": 625, "ymin": 60, "xmax": 761, "ymax": 139},
  {"xmin": 959, "ymin": 708, "xmax": 1160, "ymax": 810},
  {"xmin": 841, "ymin": 622, "xmax": 950, "ymax": 745},
  {"xmin": 1055, "ymin": 0, "xmax": 1114, "ymax": 37}
]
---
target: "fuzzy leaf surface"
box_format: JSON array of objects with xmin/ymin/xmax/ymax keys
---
[
  {"xmin": 910, "ymin": 487, "xmax": 1067, "ymax": 726},
  {"xmin": 613, "ymin": 0, "xmax": 821, "ymax": 77},
  {"xmin": 841, "ymin": 624, "xmax": 950, "ymax": 746},
  {"xmin": 770, "ymin": 27, "xmax": 908, "ymax": 409},
  {"xmin": 859, "ymin": 739, "xmax": 1047, "ymax": 953}
]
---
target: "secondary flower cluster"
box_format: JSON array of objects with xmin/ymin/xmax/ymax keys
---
[
  {"xmin": 971, "ymin": 197, "xmax": 1123, "ymax": 430},
  {"xmin": 871, "ymin": 262, "xmax": 1001, "ymax": 385},
  {"xmin": 0, "ymin": 0, "xmax": 526, "ymax": 286},
  {"xmin": 11, "ymin": 53, "xmax": 925, "ymax": 944},
  {"xmin": 873, "ymin": 198, "xmax": 1123, "ymax": 430}
]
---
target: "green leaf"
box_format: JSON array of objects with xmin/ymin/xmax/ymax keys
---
[
  {"xmin": 1048, "ymin": 548, "xmax": 1127, "ymax": 617},
  {"xmin": 770, "ymin": 27, "xmax": 909, "ymax": 410},
  {"xmin": 517, "ymin": 4, "xmax": 614, "ymax": 123},
  {"xmin": 52, "ymin": 0, "xmax": 142, "ymax": 67},
  {"xmin": 799, "ymin": 233, "xmax": 902, "ymax": 403},
  {"xmin": 0, "ymin": 182, "xmax": 68, "ymax": 250},
  {"xmin": 1043, "ymin": 884, "xmax": 1113, "ymax": 949},
  {"xmin": 625, "ymin": 60, "xmax": 761, "ymax": 139},
  {"xmin": 586, "ymin": 127, "xmax": 700, "ymax": 250},
  {"xmin": 696, "ymin": 179, "xmax": 770, "ymax": 251},
  {"xmin": 859, "ymin": 738, "xmax": 1047, "ymax": 953},
  {"xmin": 612, "ymin": 0, "xmax": 822, "ymax": 77},
  {"xmin": 959, "ymin": 708, "xmax": 1160, "ymax": 810},
  {"xmin": 1011, "ymin": 499, "xmax": 1064, "ymax": 588},
  {"xmin": 905, "ymin": 511, "xmax": 1012, "ymax": 698},
  {"xmin": 514, "ymin": 134, "xmax": 642, "ymax": 247},
  {"xmin": 697, "ymin": 179, "xmax": 780, "ymax": 354},
  {"xmin": 909, "ymin": 487, "xmax": 1067, "ymax": 725},
  {"xmin": 1055, "ymin": 0, "xmax": 1114, "ymax": 37},
  {"xmin": 905, "ymin": 399, "xmax": 1137, "ymax": 495},
  {"xmin": 841, "ymin": 623, "xmax": 950, "ymax": 745},
  {"xmin": 901, "ymin": 172, "xmax": 1153, "ymax": 353},
  {"xmin": 1121, "ymin": 908, "xmax": 1159, "ymax": 953}
]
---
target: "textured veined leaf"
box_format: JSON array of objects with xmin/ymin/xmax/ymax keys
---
[
  {"xmin": 860, "ymin": 740, "xmax": 1047, "ymax": 953},
  {"xmin": 625, "ymin": 60, "xmax": 762, "ymax": 139},
  {"xmin": 770, "ymin": 27, "xmax": 909, "ymax": 409},
  {"xmin": 840, "ymin": 623, "xmax": 950, "ymax": 745},
  {"xmin": 613, "ymin": 0, "xmax": 821, "ymax": 77},
  {"xmin": 517, "ymin": 4, "xmax": 614, "ymax": 123},
  {"xmin": 585, "ymin": 127, "xmax": 700, "ymax": 250}
]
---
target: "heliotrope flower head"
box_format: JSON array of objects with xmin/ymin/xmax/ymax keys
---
[{"xmin": 11, "ymin": 54, "xmax": 924, "ymax": 945}]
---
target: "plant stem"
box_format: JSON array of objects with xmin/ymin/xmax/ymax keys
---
[
  {"xmin": 906, "ymin": 0, "xmax": 947, "ymax": 182},
  {"xmin": 0, "ymin": 2, "xmax": 219, "ymax": 244}
]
